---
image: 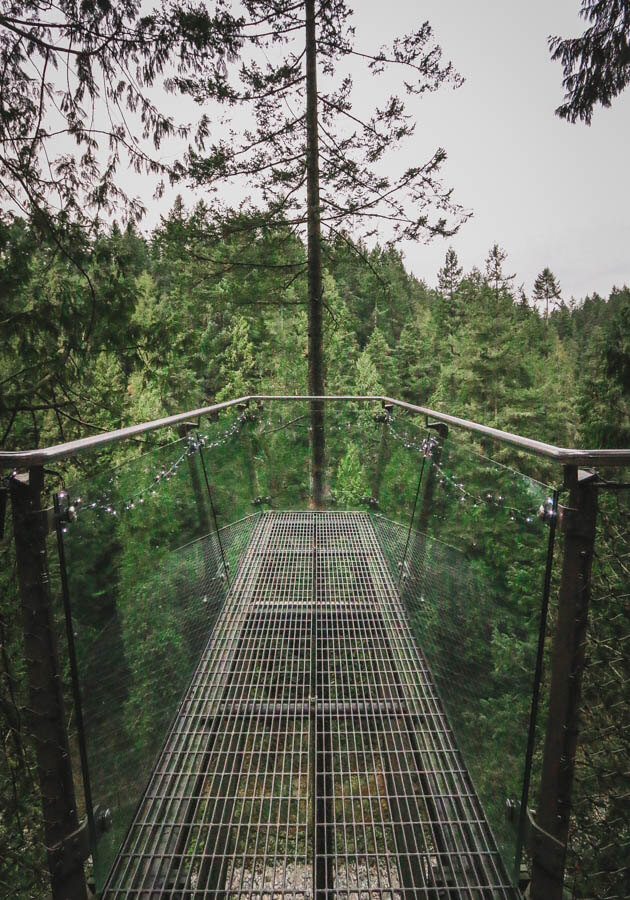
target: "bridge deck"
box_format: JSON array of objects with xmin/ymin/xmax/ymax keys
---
[{"xmin": 103, "ymin": 512, "xmax": 517, "ymax": 898}]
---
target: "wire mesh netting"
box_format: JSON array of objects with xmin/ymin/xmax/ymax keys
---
[
  {"xmin": 565, "ymin": 484, "xmax": 630, "ymax": 899},
  {"xmin": 60, "ymin": 413, "xmax": 260, "ymax": 888},
  {"xmin": 53, "ymin": 400, "xmax": 416, "ymax": 892}
]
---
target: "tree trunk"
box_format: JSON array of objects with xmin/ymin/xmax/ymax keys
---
[{"xmin": 305, "ymin": 0, "xmax": 325, "ymax": 507}]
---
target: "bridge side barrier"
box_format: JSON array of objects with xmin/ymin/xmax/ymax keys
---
[
  {"xmin": 370, "ymin": 413, "xmax": 556, "ymax": 886},
  {"xmin": 2, "ymin": 396, "xmax": 629, "ymax": 898}
]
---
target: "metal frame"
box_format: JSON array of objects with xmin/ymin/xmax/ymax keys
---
[
  {"xmin": 1, "ymin": 394, "xmax": 629, "ymax": 468},
  {"xmin": 9, "ymin": 469, "xmax": 88, "ymax": 900},
  {"xmin": 102, "ymin": 511, "xmax": 518, "ymax": 897}
]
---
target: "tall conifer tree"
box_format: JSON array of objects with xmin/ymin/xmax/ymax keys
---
[
  {"xmin": 438, "ymin": 247, "xmax": 463, "ymax": 302},
  {"xmin": 533, "ymin": 267, "xmax": 562, "ymax": 320},
  {"xmin": 187, "ymin": 0, "xmax": 466, "ymax": 504}
]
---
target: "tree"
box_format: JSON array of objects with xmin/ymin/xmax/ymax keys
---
[
  {"xmin": 549, "ymin": 0, "xmax": 630, "ymax": 124},
  {"xmin": 185, "ymin": 0, "xmax": 467, "ymax": 503},
  {"xmin": 0, "ymin": 1, "xmax": 242, "ymax": 232},
  {"xmin": 533, "ymin": 267, "xmax": 562, "ymax": 319},
  {"xmin": 484, "ymin": 243, "xmax": 515, "ymax": 299},
  {"xmin": 438, "ymin": 246, "xmax": 463, "ymax": 302}
]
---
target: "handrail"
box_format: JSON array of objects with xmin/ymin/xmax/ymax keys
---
[{"xmin": 1, "ymin": 394, "xmax": 629, "ymax": 468}]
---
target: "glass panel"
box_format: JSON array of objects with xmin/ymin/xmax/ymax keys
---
[
  {"xmin": 227, "ymin": 398, "xmax": 421, "ymax": 518},
  {"xmin": 372, "ymin": 418, "xmax": 555, "ymax": 879},
  {"xmin": 60, "ymin": 412, "xmax": 259, "ymax": 889}
]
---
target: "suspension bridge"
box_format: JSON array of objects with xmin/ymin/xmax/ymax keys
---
[{"xmin": 2, "ymin": 396, "xmax": 628, "ymax": 900}]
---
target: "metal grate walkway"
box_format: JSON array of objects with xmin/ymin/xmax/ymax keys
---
[{"xmin": 104, "ymin": 512, "xmax": 517, "ymax": 898}]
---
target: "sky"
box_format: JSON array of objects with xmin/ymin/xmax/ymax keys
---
[
  {"xmin": 137, "ymin": 0, "xmax": 630, "ymax": 302},
  {"xmin": 368, "ymin": 0, "xmax": 630, "ymax": 302}
]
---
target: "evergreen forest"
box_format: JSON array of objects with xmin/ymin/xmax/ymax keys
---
[
  {"xmin": 2, "ymin": 204, "xmax": 630, "ymax": 898},
  {"xmin": 2, "ymin": 204, "xmax": 629, "ymax": 459},
  {"xmin": 1, "ymin": 0, "xmax": 629, "ymax": 897}
]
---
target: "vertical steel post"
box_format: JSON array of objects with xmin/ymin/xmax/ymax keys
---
[
  {"xmin": 529, "ymin": 467, "xmax": 598, "ymax": 900},
  {"xmin": 514, "ymin": 490, "xmax": 559, "ymax": 883},
  {"xmin": 9, "ymin": 467, "xmax": 87, "ymax": 900},
  {"xmin": 178, "ymin": 423, "xmax": 212, "ymax": 536},
  {"xmin": 240, "ymin": 403, "xmax": 258, "ymax": 503},
  {"xmin": 415, "ymin": 422, "xmax": 449, "ymax": 536},
  {"xmin": 372, "ymin": 402, "xmax": 392, "ymax": 503},
  {"xmin": 398, "ymin": 423, "xmax": 447, "ymax": 605}
]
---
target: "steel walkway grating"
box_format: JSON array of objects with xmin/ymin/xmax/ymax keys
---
[{"xmin": 103, "ymin": 512, "xmax": 517, "ymax": 898}]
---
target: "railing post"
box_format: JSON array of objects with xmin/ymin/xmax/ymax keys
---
[
  {"xmin": 371, "ymin": 401, "xmax": 392, "ymax": 504},
  {"xmin": 9, "ymin": 467, "xmax": 88, "ymax": 900},
  {"xmin": 178, "ymin": 423, "xmax": 212, "ymax": 536},
  {"xmin": 415, "ymin": 422, "xmax": 448, "ymax": 535},
  {"xmin": 398, "ymin": 422, "xmax": 448, "ymax": 595},
  {"xmin": 240, "ymin": 401, "xmax": 259, "ymax": 504},
  {"xmin": 530, "ymin": 466, "xmax": 598, "ymax": 900}
]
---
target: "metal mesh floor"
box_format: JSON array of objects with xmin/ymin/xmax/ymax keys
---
[{"xmin": 104, "ymin": 512, "xmax": 517, "ymax": 898}]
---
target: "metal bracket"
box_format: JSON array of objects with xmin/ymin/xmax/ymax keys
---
[
  {"xmin": 537, "ymin": 498, "xmax": 556, "ymax": 524},
  {"xmin": 374, "ymin": 401, "xmax": 393, "ymax": 424},
  {"xmin": 53, "ymin": 491, "xmax": 77, "ymax": 528},
  {"xmin": 426, "ymin": 421, "xmax": 449, "ymax": 438},
  {"xmin": 179, "ymin": 420, "xmax": 201, "ymax": 432},
  {"xmin": 422, "ymin": 436, "xmax": 438, "ymax": 458},
  {"xmin": 527, "ymin": 807, "xmax": 565, "ymax": 878},
  {"xmin": 48, "ymin": 805, "xmax": 112, "ymax": 878}
]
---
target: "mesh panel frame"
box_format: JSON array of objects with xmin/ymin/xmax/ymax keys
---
[{"xmin": 103, "ymin": 512, "xmax": 516, "ymax": 898}]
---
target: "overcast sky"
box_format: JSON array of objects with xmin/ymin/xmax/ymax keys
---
[
  {"xmin": 377, "ymin": 0, "xmax": 630, "ymax": 302},
  {"xmin": 141, "ymin": 0, "xmax": 629, "ymax": 303}
]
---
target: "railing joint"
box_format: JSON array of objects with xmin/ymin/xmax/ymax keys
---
[{"xmin": 527, "ymin": 807, "xmax": 566, "ymax": 880}]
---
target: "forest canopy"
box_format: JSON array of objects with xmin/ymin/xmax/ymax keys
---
[{"xmin": 1, "ymin": 203, "xmax": 629, "ymax": 460}]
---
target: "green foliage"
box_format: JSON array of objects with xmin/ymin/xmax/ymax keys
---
[
  {"xmin": 549, "ymin": 0, "xmax": 630, "ymax": 125},
  {"xmin": 0, "ymin": 2, "xmax": 244, "ymax": 231},
  {"xmin": 2, "ymin": 202, "xmax": 630, "ymax": 897},
  {"xmin": 533, "ymin": 266, "xmax": 562, "ymax": 320},
  {"xmin": 334, "ymin": 443, "xmax": 370, "ymax": 506}
]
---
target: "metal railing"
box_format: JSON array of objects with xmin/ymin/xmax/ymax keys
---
[
  {"xmin": 2, "ymin": 394, "xmax": 630, "ymax": 466},
  {"xmin": 1, "ymin": 395, "xmax": 628, "ymax": 900}
]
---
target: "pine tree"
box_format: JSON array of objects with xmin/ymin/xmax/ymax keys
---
[
  {"xmin": 438, "ymin": 247, "xmax": 463, "ymax": 301},
  {"xmin": 484, "ymin": 244, "xmax": 515, "ymax": 300},
  {"xmin": 533, "ymin": 267, "xmax": 562, "ymax": 320},
  {"xmin": 0, "ymin": 3, "xmax": 243, "ymax": 231},
  {"xmin": 549, "ymin": 0, "xmax": 630, "ymax": 124},
  {"xmin": 186, "ymin": 0, "xmax": 466, "ymax": 503}
]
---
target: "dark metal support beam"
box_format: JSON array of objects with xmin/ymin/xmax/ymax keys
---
[
  {"xmin": 415, "ymin": 422, "xmax": 449, "ymax": 536},
  {"xmin": 10, "ymin": 468, "xmax": 87, "ymax": 900},
  {"xmin": 530, "ymin": 467, "xmax": 599, "ymax": 900},
  {"xmin": 315, "ymin": 711, "xmax": 334, "ymax": 900}
]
